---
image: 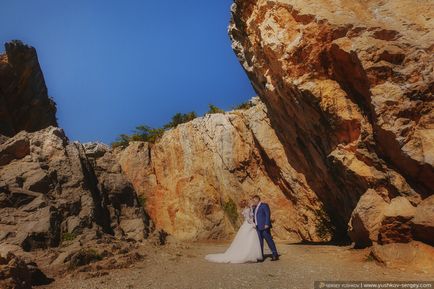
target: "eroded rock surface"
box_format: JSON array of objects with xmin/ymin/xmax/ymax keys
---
[
  {"xmin": 116, "ymin": 99, "xmax": 332, "ymax": 242},
  {"xmin": 0, "ymin": 127, "xmax": 149, "ymax": 252},
  {"xmin": 0, "ymin": 127, "xmax": 151, "ymax": 286},
  {"xmin": 229, "ymin": 0, "xmax": 433, "ymax": 243}
]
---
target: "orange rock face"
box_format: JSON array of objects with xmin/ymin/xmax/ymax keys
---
[
  {"xmin": 116, "ymin": 99, "xmax": 332, "ymax": 242},
  {"xmin": 229, "ymin": 0, "xmax": 433, "ymax": 242}
]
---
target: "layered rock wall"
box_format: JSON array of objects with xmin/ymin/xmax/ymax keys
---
[
  {"xmin": 228, "ymin": 0, "xmax": 433, "ymax": 242},
  {"xmin": 116, "ymin": 98, "xmax": 331, "ymax": 242}
]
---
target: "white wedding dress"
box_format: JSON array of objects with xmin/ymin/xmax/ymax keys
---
[{"xmin": 205, "ymin": 207, "xmax": 263, "ymax": 263}]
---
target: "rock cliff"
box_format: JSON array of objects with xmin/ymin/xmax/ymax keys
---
[
  {"xmin": 0, "ymin": 126, "xmax": 149, "ymax": 251},
  {"xmin": 0, "ymin": 43, "xmax": 152, "ymax": 283},
  {"xmin": 228, "ymin": 0, "xmax": 433, "ymax": 246},
  {"xmin": 0, "ymin": 40, "xmax": 57, "ymax": 137},
  {"xmin": 1, "ymin": 0, "xmax": 433, "ymax": 279},
  {"xmin": 116, "ymin": 98, "xmax": 331, "ymax": 242},
  {"xmin": 0, "ymin": 125, "xmax": 152, "ymax": 285},
  {"xmin": 116, "ymin": 0, "xmax": 433, "ymax": 247}
]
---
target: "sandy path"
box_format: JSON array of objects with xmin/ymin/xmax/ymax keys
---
[{"xmin": 41, "ymin": 242, "xmax": 432, "ymax": 289}]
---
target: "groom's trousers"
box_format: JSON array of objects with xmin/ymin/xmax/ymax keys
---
[{"xmin": 257, "ymin": 228, "xmax": 278, "ymax": 257}]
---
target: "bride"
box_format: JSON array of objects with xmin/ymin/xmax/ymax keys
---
[{"xmin": 205, "ymin": 199, "xmax": 263, "ymax": 263}]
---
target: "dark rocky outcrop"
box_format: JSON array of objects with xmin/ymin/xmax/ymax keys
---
[
  {"xmin": 0, "ymin": 127, "xmax": 149, "ymax": 253},
  {"xmin": 0, "ymin": 252, "xmax": 33, "ymax": 289},
  {"xmin": 0, "ymin": 40, "xmax": 57, "ymax": 137},
  {"xmin": 0, "ymin": 251, "xmax": 53, "ymax": 289},
  {"xmin": 0, "ymin": 127, "xmax": 151, "ymax": 287}
]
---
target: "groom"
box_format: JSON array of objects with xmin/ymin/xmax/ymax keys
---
[{"xmin": 252, "ymin": 195, "xmax": 279, "ymax": 261}]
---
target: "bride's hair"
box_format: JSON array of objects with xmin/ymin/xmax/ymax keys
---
[{"xmin": 239, "ymin": 199, "xmax": 248, "ymax": 208}]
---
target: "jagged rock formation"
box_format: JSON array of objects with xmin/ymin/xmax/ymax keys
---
[
  {"xmin": 0, "ymin": 41, "xmax": 154, "ymax": 286},
  {"xmin": 82, "ymin": 142, "xmax": 153, "ymax": 240},
  {"xmin": 0, "ymin": 252, "xmax": 33, "ymax": 289},
  {"xmin": 0, "ymin": 250, "xmax": 53, "ymax": 289},
  {"xmin": 0, "ymin": 43, "xmax": 151, "ymax": 283},
  {"xmin": 0, "ymin": 40, "xmax": 57, "ymax": 137},
  {"xmin": 228, "ymin": 0, "xmax": 433, "ymax": 247},
  {"xmin": 0, "ymin": 126, "xmax": 149, "ymax": 251},
  {"xmin": 0, "ymin": 125, "xmax": 151, "ymax": 285},
  {"xmin": 116, "ymin": 98, "xmax": 331, "ymax": 242}
]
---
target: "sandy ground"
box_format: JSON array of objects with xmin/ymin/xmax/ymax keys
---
[{"xmin": 40, "ymin": 242, "xmax": 433, "ymax": 289}]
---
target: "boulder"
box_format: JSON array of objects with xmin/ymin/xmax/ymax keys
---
[
  {"xmin": 0, "ymin": 250, "xmax": 53, "ymax": 288},
  {"xmin": 412, "ymin": 195, "xmax": 434, "ymax": 245},
  {"xmin": 378, "ymin": 197, "xmax": 416, "ymax": 244},
  {"xmin": 0, "ymin": 252, "xmax": 32, "ymax": 289},
  {"xmin": 0, "ymin": 187, "xmax": 40, "ymax": 208},
  {"xmin": 348, "ymin": 189, "xmax": 388, "ymax": 248},
  {"xmin": 349, "ymin": 192, "xmax": 420, "ymax": 247},
  {"xmin": 0, "ymin": 133, "xmax": 30, "ymax": 166},
  {"xmin": 22, "ymin": 168, "xmax": 51, "ymax": 194},
  {"xmin": 370, "ymin": 241, "xmax": 434, "ymax": 273},
  {"xmin": 26, "ymin": 261, "xmax": 54, "ymax": 286}
]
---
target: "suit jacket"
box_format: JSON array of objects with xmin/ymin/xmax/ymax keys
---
[{"xmin": 254, "ymin": 202, "xmax": 272, "ymax": 231}]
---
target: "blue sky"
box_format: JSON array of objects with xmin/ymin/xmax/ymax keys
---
[{"xmin": 0, "ymin": 0, "xmax": 255, "ymax": 143}]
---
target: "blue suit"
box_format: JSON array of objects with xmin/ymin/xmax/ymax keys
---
[{"xmin": 254, "ymin": 203, "xmax": 278, "ymax": 258}]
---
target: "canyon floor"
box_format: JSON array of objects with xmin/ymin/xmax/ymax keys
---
[{"xmin": 39, "ymin": 242, "xmax": 432, "ymax": 289}]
